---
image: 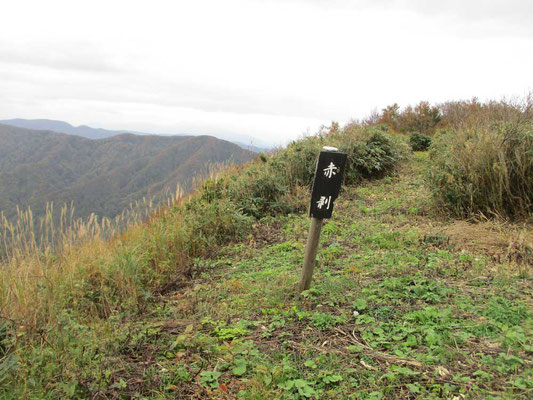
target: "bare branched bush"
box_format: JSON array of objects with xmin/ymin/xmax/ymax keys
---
[
  {"xmin": 438, "ymin": 93, "xmax": 533, "ymax": 131},
  {"xmin": 366, "ymin": 93, "xmax": 533, "ymax": 137}
]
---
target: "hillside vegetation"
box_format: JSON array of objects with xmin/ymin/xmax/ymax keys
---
[
  {"xmin": 0, "ymin": 124, "xmax": 254, "ymax": 222},
  {"xmin": 428, "ymin": 123, "xmax": 533, "ymax": 218},
  {"xmin": 370, "ymin": 95, "xmax": 533, "ymax": 219},
  {"xmin": 0, "ymin": 99, "xmax": 532, "ymax": 399}
]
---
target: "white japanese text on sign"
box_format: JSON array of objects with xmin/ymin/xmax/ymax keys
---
[
  {"xmin": 316, "ymin": 195, "xmax": 331, "ymax": 210},
  {"xmin": 323, "ymin": 162, "xmax": 338, "ymax": 179}
]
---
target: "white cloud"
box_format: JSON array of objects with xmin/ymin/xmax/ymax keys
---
[{"xmin": 0, "ymin": 0, "xmax": 531, "ymax": 144}]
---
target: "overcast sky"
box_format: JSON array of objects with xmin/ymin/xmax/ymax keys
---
[{"xmin": 1, "ymin": 0, "xmax": 532, "ymax": 146}]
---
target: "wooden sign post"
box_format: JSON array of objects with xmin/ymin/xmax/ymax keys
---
[{"xmin": 299, "ymin": 146, "xmax": 347, "ymax": 292}]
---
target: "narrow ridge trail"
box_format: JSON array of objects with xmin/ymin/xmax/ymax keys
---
[{"xmin": 109, "ymin": 153, "xmax": 531, "ymax": 399}]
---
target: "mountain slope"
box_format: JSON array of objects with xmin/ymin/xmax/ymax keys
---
[
  {"xmin": 0, "ymin": 118, "xmax": 273, "ymax": 151},
  {"xmin": 0, "ymin": 124, "xmax": 255, "ymax": 220}
]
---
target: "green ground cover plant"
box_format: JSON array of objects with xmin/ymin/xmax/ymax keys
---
[{"xmin": 1, "ymin": 148, "xmax": 531, "ymax": 399}]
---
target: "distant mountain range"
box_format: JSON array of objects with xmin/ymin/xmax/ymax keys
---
[
  {"xmin": 0, "ymin": 124, "xmax": 255, "ymax": 221},
  {"xmin": 0, "ymin": 118, "xmax": 126, "ymax": 140},
  {"xmin": 0, "ymin": 118, "xmax": 272, "ymax": 153}
]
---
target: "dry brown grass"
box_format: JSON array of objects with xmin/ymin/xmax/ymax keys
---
[
  {"xmin": 0, "ymin": 184, "xmax": 185, "ymax": 261},
  {"xmin": 428, "ymin": 121, "xmax": 533, "ymax": 219},
  {"xmin": 0, "ymin": 186, "xmax": 187, "ymax": 327},
  {"xmin": 0, "ymin": 158, "xmax": 248, "ymax": 328}
]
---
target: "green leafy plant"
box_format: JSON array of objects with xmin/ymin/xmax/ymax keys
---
[
  {"xmin": 319, "ymin": 372, "xmax": 343, "ymax": 385},
  {"xmin": 199, "ymin": 370, "xmax": 222, "ymax": 388},
  {"xmin": 310, "ymin": 312, "xmax": 347, "ymax": 330},
  {"xmin": 232, "ymin": 358, "xmax": 247, "ymax": 376},
  {"xmin": 278, "ymin": 379, "xmax": 316, "ymax": 398}
]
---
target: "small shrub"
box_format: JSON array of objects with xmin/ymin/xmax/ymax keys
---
[
  {"xmin": 427, "ymin": 122, "xmax": 533, "ymax": 218},
  {"xmin": 409, "ymin": 132, "xmax": 432, "ymax": 151},
  {"xmin": 326, "ymin": 125, "xmax": 409, "ymax": 184}
]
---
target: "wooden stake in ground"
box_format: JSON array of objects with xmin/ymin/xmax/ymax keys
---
[{"xmin": 299, "ymin": 147, "xmax": 347, "ymax": 292}]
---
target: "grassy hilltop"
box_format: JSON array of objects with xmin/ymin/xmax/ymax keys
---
[{"xmin": 0, "ymin": 98, "xmax": 532, "ymax": 399}]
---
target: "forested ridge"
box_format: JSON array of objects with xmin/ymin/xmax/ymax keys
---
[{"xmin": 0, "ymin": 124, "xmax": 255, "ymax": 221}]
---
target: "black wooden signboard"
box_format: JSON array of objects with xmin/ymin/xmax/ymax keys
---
[{"xmin": 309, "ymin": 150, "xmax": 348, "ymax": 219}]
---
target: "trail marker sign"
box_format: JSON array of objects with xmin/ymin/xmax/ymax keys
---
[
  {"xmin": 299, "ymin": 147, "xmax": 347, "ymax": 292},
  {"xmin": 309, "ymin": 149, "xmax": 347, "ymax": 219}
]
